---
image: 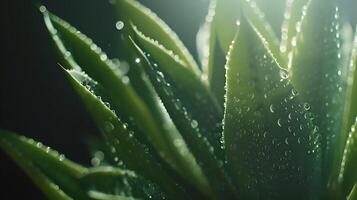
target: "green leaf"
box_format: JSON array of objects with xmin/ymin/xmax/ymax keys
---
[
  {"xmin": 128, "ymin": 37, "xmax": 238, "ymax": 199},
  {"xmin": 242, "ymin": 0, "xmax": 285, "ymax": 67},
  {"xmin": 115, "ymin": 0, "xmax": 199, "ymax": 73},
  {"xmin": 131, "ymin": 25, "xmax": 224, "ymax": 161},
  {"xmin": 0, "ymin": 130, "xmax": 162, "ymax": 200},
  {"xmin": 348, "ymin": 184, "xmax": 357, "ymax": 200},
  {"xmin": 205, "ymin": 0, "xmax": 285, "ymax": 106},
  {"xmin": 88, "ymin": 191, "xmax": 141, "ymax": 200},
  {"xmin": 289, "ymin": 0, "xmax": 348, "ymax": 181},
  {"xmin": 204, "ymin": 0, "xmax": 241, "ymax": 107},
  {"xmin": 338, "ymin": 120, "xmax": 357, "ymax": 197},
  {"xmin": 43, "ymin": 10, "xmax": 205, "ymax": 190},
  {"xmin": 223, "ymin": 17, "xmax": 321, "ymax": 200},
  {"xmin": 280, "ymin": 0, "xmax": 309, "ymax": 58},
  {"xmin": 0, "ymin": 130, "xmax": 87, "ymax": 200},
  {"xmin": 64, "ymin": 69, "xmax": 190, "ymax": 200},
  {"xmin": 342, "ymin": 30, "xmax": 357, "ymax": 148},
  {"xmin": 79, "ymin": 167, "xmax": 165, "ymax": 199}
]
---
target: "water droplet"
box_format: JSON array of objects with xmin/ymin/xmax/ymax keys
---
[
  {"xmin": 104, "ymin": 121, "xmax": 114, "ymax": 133},
  {"xmin": 115, "ymin": 21, "xmax": 124, "ymax": 30},
  {"xmin": 135, "ymin": 58, "xmax": 141, "ymax": 63},
  {"xmin": 277, "ymin": 119, "xmax": 282, "ymax": 127},
  {"xmin": 91, "ymin": 157, "xmax": 101, "ymax": 166},
  {"xmin": 59, "ymin": 154, "xmax": 65, "ymax": 161},
  {"xmin": 269, "ymin": 104, "xmax": 275, "ymax": 113},
  {"xmin": 303, "ymin": 103, "xmax": 310, "ymax": 111},
  {"xmin": 285, "ymin": 138, "xmax": 289, "ymax": 145},
  {"xmin": 191, "ymin": 120, "xmax": 198, "ymax": 128},
  {"xmin": 39, "ymin": 6, "xmax": 47, "ymax": 13},
  {"xmin": 291, "ymin": 88, "xmax": 298, "ymax": 96},
  {"xmin": 280, "ymin": 69, "xmax": 289, "ymax": 79}
]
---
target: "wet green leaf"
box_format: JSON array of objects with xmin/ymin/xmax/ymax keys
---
[
  {"xmin": 0, "ymin": 129, "xmax": 87, "ymax": 200},
  {"xmin": 242, "ymin": 0, "xmax": 285, "ymax": 67},
  {"xmin": 338, "ymin": 120, "xmax": 357, "ymax": 197},
  {"xmin": 64, "ymin": 70, "xmax": 190, "ymax": 200},
  {"xmin": 289, "ymin": 0, "xmax": 348, "ymax": 181},
  {"xmin": 204, "ymin": 0, "xmax": 240, "ymax": 107},
  {"xmin": 128, "ymin": 37, "xmax": 237, "ymax": 199},
  {"xmin": 115, "ymin": 0, "xmax": 199, "ymax": 73},
  {"xmin": 131, "ymin": 25, "xmax": 224, "ymax": 160},
  {"xmin": 0, "ymin": 130, "xmax": 166, "ymax": 200},
  {"xmin": 348, "ymin": 184, "xmax": 357, "ymax": 200},
  {"xmin": 223, "ymin": 17, "xmax": 321, "ymax": 200},
  {"xmin": 43, "ymin": 10, "xmax": 204, "ymax": 187},
  {"xmin": 342, "ymin": 30, "xmax": 357, "ymax": 147}
]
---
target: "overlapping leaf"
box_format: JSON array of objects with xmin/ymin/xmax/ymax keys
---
[
  {"xmin": 0, "ymin": 130, "xmax": 161, "ymax": 200},
  {"xmin": 128, "ymin": 37, "xmax": 237, "ymax": 199},
  {"xmin": 130, "ymin": 25, "xmax": 224, "ymax": 161},
  {"xmin": 64, "ymin": 70, "xmax": 189, "ymax": 200},
  {"xmin": 42, "ymin": 10, "xmax": 207, "ymax": 194},
  {"xmin": 223, "ymin": 17, "xmax": 321, "ymax": 199},
  {"xmin": 115, "ymin": 0, "xmax": 199, "ymax": 73}
]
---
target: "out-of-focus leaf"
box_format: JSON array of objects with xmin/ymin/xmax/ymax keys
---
[
  {"xmin": 348, "ymin": 184, "xmax": 357, "ymax": 200},
  {"xmin": 115, "ymin": 0, "xmax": 199, "ymax": 73},
  {"xmin": 338, "ymin": 120, "xmax": 357, "ymax": 197},
  {"xmin": 0, "ymin": 130, "xmax": 165, "ymax": 200},
  {"xmin": 0, "ymin": 129, "xmax": 88, "ymax": 200},
  {"xmin": 129, "ymin": 37, "xmax": 238, "ymax": 199},
  {"xmin": 43, "ymin": 10, "xmax": 205, "ymax": 189},
  {"xmin": 79, "ymin": 167, "xmax": 165, "ymax": 199},
  {"xmin": 289, "ymin": 0, "xmax": 348, "ymax": 181},
  {"xmin": 223, "ymin": 17, "xmax": 321, "ymax": 200},
  {"xmin": 131, "ymin": 25, "xmax": 224, "ymax": 161},
  {"xmin": 280, "ymin": 0, "xmax": 309, "ymax": 58},
  {"xmin": 64, "ymin": 70, "xmax": 190, "ymax": 200},
  {"xmin": 88, "ymin": 191, "xmax": 140, "ymax": 200}
]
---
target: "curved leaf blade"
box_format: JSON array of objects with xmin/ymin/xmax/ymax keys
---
[
  {"xmin": 0, "ymin": 130, "xmax": 87, "ymax": 200},
  {"xmin": 131, "ymin": 25, "xmax": 224, "ymax": 161},
  {"xmin": 223, "ymin": 17, "xmax": 321, "ymax": 199},
  {"xmin": 128, "ymin": 38, "xmax": 238, "ymax": 199},
  {"xmin": 338, "ymin": 120, "xmax": 357, "ymax": 197},
  {"xmin": 242, "ymin": 0, "xmax": 286, "ymax": 67},
  {"xmin": 349, "ymin": 184, "xmax": 357, "ymax": 200},
  {"xmin": 43, "ymin": 10, "xmax": 204, "ymax": 187},
  {"xmin": 64, "ymin": 70, "xmax": 190, "ymax": 200},
  {"xmin": 289, "ymin": 0, "xmax": 348, "ymax": 180},
  {"xmin": 204, "ymin": 0, "xmax": 241, "ymax": 107},
  {"xmin": 115, "ymin": 0, "xmax": 199, "ymax": 73}
]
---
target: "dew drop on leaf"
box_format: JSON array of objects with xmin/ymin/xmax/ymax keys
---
[
  {"xmin": 191, "ymin": 120, "xmax": 198, "ymax": 128},
  {"xmin": 115, "ymin": 21, "xmax": 124, "ymax": 30},
  {"xmin": 104, "ymin": 121, "xmax": 114, "ymax": 133},
  {"xmin": 269, "ymin": 104, "xmax": 275, "ymax": 113}
]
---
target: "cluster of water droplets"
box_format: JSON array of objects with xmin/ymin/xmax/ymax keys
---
[
  {"xmin": 144, "ymin": 53, "xmax": 225, "ymax": 169},
  {"xmin": 51, "ymin": 15, "xmax": 130, "ymax": 85},
  {"xmin": 338, "ymin": 120, "xmax": 356, "ymax": 181},
  {"xmin": 227, "ymin": 38, "xmax": 321, "ymax": 196}
]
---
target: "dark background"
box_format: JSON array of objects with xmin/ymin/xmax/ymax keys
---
[{"xmin": 0, "ymin": 0, "xmax": 356, "ymax": 199}]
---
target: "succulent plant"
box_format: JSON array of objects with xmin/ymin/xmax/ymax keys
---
[{"xmin": 1, "ymin": 0, "xmax": 356, "ymax": 199}]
